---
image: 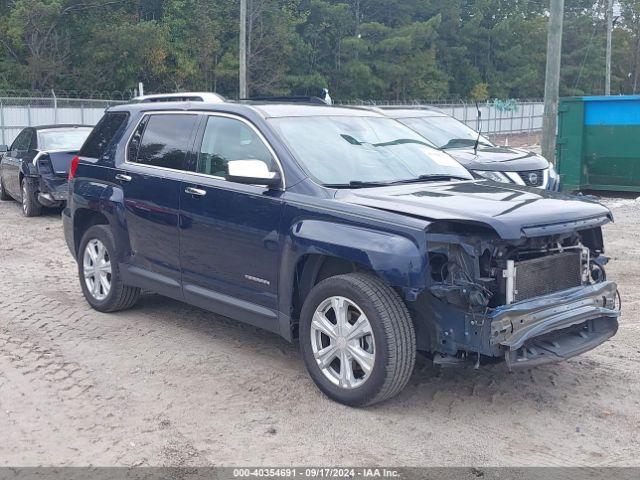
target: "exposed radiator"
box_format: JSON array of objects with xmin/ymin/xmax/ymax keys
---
[{"xmin": 511, "ymin": 251, "xmax": 583, "ymax": 303}]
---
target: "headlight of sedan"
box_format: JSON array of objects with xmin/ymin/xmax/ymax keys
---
[{"xmin": 474, "ymin": 170, "xmax": 511, "ymax": 183}]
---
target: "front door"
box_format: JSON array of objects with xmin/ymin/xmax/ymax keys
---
[
  {"xmin": 117, "ymin": 112, "xmax": 199, "ymax": 298},
  {"xmin": 3, "ymin": 129, "xmax": 32, "ymax": 197},
  {"xmin": 179, "ymin": 114, "xmax": 284, "ymax": 331}
]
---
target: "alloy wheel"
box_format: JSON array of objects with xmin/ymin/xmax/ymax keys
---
[
  {"xmin": 310, "ymin": 296, "xmax": 376, "ymax": 389},
  {"xmin": 83, "ymin": 239, "xmax": 112, "ymax": 301}
]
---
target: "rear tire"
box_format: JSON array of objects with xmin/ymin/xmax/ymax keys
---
[
  {"xmin": 21, "ymin": 178, "xmax": 42, "ymax": 217},
  {"xmin": 0, "ymin": 176, "xmax": 9, "ymax": 201},
  {"xmin": 78, "ymin": 225, "xmax": 140, "ymax": 312},
  {"xmin": 299, "ymin": 273, "xmax": 416, "ymax": 406}
]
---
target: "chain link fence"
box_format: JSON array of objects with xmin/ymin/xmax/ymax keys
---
[
  {"xmin": 0, "ymin": 92, "xmax": 544, "ymax": 147},
  {"xmin": 338, "ymin": 98, "xmax": 544, "ymax": 136},
  {"xmin": 0, "ymin": 89, "xmax": 134, "ymax": 100},
  {"xmin": 0, "ymin": 95, "xmax": 125, "ymax": 146}
]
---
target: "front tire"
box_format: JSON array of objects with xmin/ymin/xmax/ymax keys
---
[
  {"xmin": 78, "ymin": 225, "xmax": 140, "ymax": 312},
  {"xmin": 21, "ymin": 178, "xmax": 42, "ymax": 217},
  {"xmin": 300, "ymin": 273, "xmax": 416, "ymax": 406}
]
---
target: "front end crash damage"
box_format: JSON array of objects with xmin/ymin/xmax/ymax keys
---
[
  {"xmin": 408, "ymin": 220, "xmax": 620, "ymax": 368},
  {"xmin": 491, "ymin": 281, "xmax": 618, "ymax": 368}
]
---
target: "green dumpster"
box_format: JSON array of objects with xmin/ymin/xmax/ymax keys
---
[{"xmin": 557, "ymin": 95, "xmax": 640, "ymax": 192}]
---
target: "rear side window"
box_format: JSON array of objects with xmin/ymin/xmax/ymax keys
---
[
  {"xmin": 11, "ymin": 129, "xmax": 32, "ymax": 151},
  {"xmin": 129, "ymin": 114, "xmax": 198, "ymax": 170},
  {"xmin": 80, "ymin": 112, "xmax": 128, "ymax": 158}
]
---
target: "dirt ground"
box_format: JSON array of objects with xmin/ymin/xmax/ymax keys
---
[{"xmin": 0, "ymin": 193, "xmax": 638, "ymax": 467}]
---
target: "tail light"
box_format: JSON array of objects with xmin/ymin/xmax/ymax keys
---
[
  {"xmin": 68, "ymin": 155, "xmax": 80, "ymax": 180},
  {"xmin": 37, "ymin": 154, "xmax": 53, "ymax": 175}
]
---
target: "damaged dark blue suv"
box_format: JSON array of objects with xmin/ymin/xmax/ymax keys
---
[{"xmin": 63, "ymin": 99, "xmax": 620, "ymax": 406}]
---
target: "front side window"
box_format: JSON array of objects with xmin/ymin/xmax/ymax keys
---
[
  {"xmin": 269, "ymin": 115, "xmax": 472, "ymax": 186},
  {"xmin": 196, "ymin": 116, "xmax": 275, "ymax": 177},
  {"xmin": 130, "ymin": 114, "xmax": 198, "ymax": 170},
  {"xmin": 39, "ymin": 128, "xmax": 92, "ymax": 151},
  {"xmin": 399, "ymin": 116, "xmax": 493, "ymax": 150}
]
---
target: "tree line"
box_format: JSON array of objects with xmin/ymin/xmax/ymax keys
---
[{"xmin": 1, "ymin": 0, "xmax": 640, "ymax": 101}]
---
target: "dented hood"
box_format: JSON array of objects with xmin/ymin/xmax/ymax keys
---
[{"xmin": 338, "ymin": 180, "xmax": 612, "ymax": 239}]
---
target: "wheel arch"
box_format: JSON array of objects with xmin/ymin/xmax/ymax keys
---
[
  {"xmin": 73, "ymin": 208, "xmax": 110, "ymax": 255},
  {"xmin": 279, "ymin": 219, "xmax": 428, "ymax": 340},
  {"xmin": 19, "ymin": 160, "xmax": 37, "ymax": 182},
  {"xmin": 70, "ymin": 181, "xmax": 130, "ymax": 261},
  {"xmin": 289, "ymin": 254, "xmax": 373, "ymax": 338}
]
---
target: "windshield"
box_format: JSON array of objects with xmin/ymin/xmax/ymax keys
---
[
  {"xmin": 269, "ymin": 116, "xmax": 472, "ymax": 186},
  {"xmin": 398, "ymin": 116, "xmax": 493, "ymax": 150},
  {"xmin": 39, "ymin": 128, "xmax": 92, "ymax": 151}
]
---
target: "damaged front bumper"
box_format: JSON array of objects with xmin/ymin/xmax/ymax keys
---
[{"xmin": 489, "ymin": 281, "xmax": 619, "ymax": 368}]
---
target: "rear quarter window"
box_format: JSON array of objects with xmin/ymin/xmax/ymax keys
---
[
  {"xmin": 128, "ymin": 114, "xmax": 198, "ymax": 171},
  {"xmin": 79, "ymin": 112, "xmax": 129, "ymax": 159}
]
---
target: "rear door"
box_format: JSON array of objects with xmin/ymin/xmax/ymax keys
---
[
  {"xmin": 117, "ymin": 112, "xmax": 199, "ymax": 298},
  {"xmin": 179, "ymin": 113, "xmax": 284, "ymax": 330}
]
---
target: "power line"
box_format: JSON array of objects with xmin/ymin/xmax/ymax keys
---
[{"xmin": 573, "ymin": 1, "xmax": 602, "ymax": 91}]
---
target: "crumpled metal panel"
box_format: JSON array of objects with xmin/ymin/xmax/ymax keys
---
[{"xmin": 490, "ymin": 280, "xmax": 619, "ymax": 349}]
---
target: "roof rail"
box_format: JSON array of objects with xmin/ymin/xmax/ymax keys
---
[
  {"xmin": 245, "ymin": 96, "xmax": 329, "ymax": 105},
  {"xmin": 132, "ymin": 92, "xmax": 226, "ymax": 104}
]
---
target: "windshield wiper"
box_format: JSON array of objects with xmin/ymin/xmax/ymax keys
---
[
  {"xmin": 391, "ymin": 174, "xmax": 470, "ymax": 184},
  {"xmin": 324, "ymin": 175, "xmax": 468, "ymax": 189},
  {"xmin": 323, "ymin": 180, "xmax": 396, "ymax": 189}
]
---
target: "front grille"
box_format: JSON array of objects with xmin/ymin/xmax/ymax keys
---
[
  {"xmin": 518, "ymin": 169, "xmax": 545, "ymax": 187},
  {"xmin": 513, "ymin": 251, "xmax": 582, "ymax": 303}
]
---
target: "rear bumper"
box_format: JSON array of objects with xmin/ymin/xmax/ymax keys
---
[
  {"xmin": 489, "ymin": 281, "xmax": 619, "ymax": 368},
  {"xmin": 37, "ymin": 175, "xmax": 68, "ymax": 206}
]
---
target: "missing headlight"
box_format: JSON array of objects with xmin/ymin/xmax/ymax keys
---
[{"xmin": 429, "ymin": 253, "xmax": 449, "ymax": 282}]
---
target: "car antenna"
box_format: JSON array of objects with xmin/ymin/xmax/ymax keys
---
[{"xmin": 474, "ymin": 101, "xmax": 482, "ymax": 155}]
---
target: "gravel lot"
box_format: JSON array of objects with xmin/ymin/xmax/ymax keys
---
[{"xmin": 0, "ymin": 194, "xmax": 638, "ymax": 467}]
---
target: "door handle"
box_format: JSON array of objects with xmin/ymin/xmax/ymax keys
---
[
  {"xmin": 115, "ymin": 173, "xmax": 132, "ymax": 182},
  {"xmin": 185, "ymin": 187, "xmax": 207, "ymax": 197}
]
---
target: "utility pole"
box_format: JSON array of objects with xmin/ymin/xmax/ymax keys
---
[
  {"xmin": 605, "ymin": 0, "xmax": 613, "ymax": 95},
  {"xmin": 541, "ymin": 0, "xmax": 564, "ymax": 163},
  {"xmin": 239, "ymin": 0, "xmax": 248, "ymax": 99}
]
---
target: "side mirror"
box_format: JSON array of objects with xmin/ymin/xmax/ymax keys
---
[
  {"xmin": 226, "ymin": 160, "xmax": 281, "ymax": 188},
  {"xmin": 0, "ymin": 145, "xmax": 8, "ymax": 153}
]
